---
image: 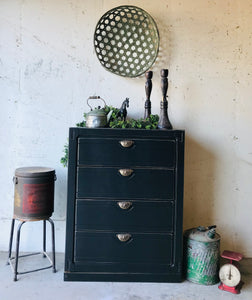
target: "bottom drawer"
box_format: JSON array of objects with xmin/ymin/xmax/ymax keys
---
[{"xmin": 74, "ymin": 231, "xmax": 173, "ymax": 265}]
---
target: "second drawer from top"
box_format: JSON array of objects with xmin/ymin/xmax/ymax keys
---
[{"xmin": 76, "ymin": 167, "xmax": 175, "ymax": 200}]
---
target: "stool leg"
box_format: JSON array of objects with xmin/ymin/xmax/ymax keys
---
[
  {"xmin": 7, "ymin": 219, "xmax": 15, "ymax": 265},
  {"xmin": 43, "ymin": 220, "xmax": 46, "ymax": 257},
  {"xmin": 48, "ymin": 218, "xmax": 56, "ymax": 273},
  {"xmin": 14, "ymin": 221, "xmax": 25, "ymax": 281}
]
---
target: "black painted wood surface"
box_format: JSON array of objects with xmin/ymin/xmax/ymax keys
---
[
  {"xmin": 64, "ymin": 128, "xmax": 184, "ymax": 282},
  {"xmin": 75, "ymin": 199, "xmax": 174, "ymax": 232}
]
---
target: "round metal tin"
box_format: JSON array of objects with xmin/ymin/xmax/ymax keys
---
[
  {"xmin": 15, "ymin": 167, "xmax": 55, "ymax": 178},
  {"xmin": 13, "ymin": 167, "xmax": 56, "ymax": 220}
]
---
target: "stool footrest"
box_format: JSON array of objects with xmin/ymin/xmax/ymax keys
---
[
  {"xmin": 7, "ymin": 218, "xmax": 56, "ymax": 281},
  {"xmin": 8, "ymin": 251, "xmax": 55, "ymax": 275}
]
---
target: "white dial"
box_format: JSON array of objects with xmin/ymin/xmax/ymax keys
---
[{"xmin": 219, "ymin": 263, "xmax": 241, "ymax": 287}]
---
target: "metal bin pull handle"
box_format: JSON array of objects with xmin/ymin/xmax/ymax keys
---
[
  {"xmin": 13, "ymin": 176, "xmax": 18, "ymax": 184},
  {"xmin": 116, "ymin": 233, "xmax": 132, "ymax": 242},
  {"xmin": 119, "ymin": 140, "xmax": 134, "ymax": 148},
  {"xmin": 118, "ymin": 169, "xmax": 133, "ymax": 177},
  {"xmin": 117, "ymin": 201, "xmax": 132, "ymax": 210}
]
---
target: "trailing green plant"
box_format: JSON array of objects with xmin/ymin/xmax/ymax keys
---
[
  {"xmin": 76, "ymin": 120, "xmax": 86, "ymax": 127},
  {"xmin": 60, "ymin": 106, "xmax": 159, "ymax": 167},
  {"xmin": 60, "ymin": 141, "xmax": 69, "ymax": 168}
]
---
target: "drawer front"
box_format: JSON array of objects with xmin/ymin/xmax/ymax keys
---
[
  {"xmin": 77, "ymin": 167, "xmax": 174, "ymax": 199},
  {"xmin": 75, "ymin": 200, "xmax": 174, "ymax": 232},
  {"xmin": 74, "ymin": 231, "xmax": 173, "ymax": 264},
  {"xmin": 78, "ymin": 138, "xmax": 176, "ymax": 167}
]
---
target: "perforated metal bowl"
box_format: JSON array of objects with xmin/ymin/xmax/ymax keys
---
[{"xmin": 94, "ymin": 5, "xmax": 159, "ymax": 77}]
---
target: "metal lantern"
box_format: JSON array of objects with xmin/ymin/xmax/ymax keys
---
[{"xmin": 183, "ymin": 225, "xmax": 220, "ymax": 285}]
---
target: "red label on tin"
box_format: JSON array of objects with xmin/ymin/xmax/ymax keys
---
[{"xmin": 22, "ymin": 183, "xmax": 53, "ymax": 215}]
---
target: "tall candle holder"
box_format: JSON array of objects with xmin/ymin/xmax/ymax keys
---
[
  {"xmin": 158, "ymin": 69, "xmax": 173, "ymax": 129},
  {"xmin": 144, "ymin": 71, "xmax": 153, "ymax": 119}
]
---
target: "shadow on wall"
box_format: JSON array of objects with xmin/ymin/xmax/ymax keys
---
[
  {"xmin": 183, "ymin": 135, "xmax": 217, "ymax": 231},
  {"xmin": 151, "ymin": 18, "xmax": 171, "ymax": 74}
]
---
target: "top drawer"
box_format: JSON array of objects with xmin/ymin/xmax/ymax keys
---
[{"xmin": 78, "ymin": 138, "xmax": 176, "ymax": 167}]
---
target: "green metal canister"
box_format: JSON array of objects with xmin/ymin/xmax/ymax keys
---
[{"xmin": 184, "ymin": 225, "xmax": 220, "ymax": 285}]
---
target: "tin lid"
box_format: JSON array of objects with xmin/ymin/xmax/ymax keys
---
[
  {"xmin": 184, "ymin": 225, "xmax": 221, "ymax": 242},
  {"xmin": 15, "ymin": 167, "xmax": 55, "ymax": 178}
]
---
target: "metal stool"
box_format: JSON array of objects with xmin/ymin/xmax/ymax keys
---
[
  {"xmin": 7, "ymin": 167, "xmax": 57, "ymax": 281},
  {"xmin": 7, "ymin": 217, "xmax": 56, "ymax": 281}
]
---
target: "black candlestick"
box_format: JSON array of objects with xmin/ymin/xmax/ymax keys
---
[
  {"xmin": 144, "ymin": 71, "xmax": 152, "ymax": 119},
  {"xmin": 158, "ymin": 69, "xmax": 173, "ymax": 129}
]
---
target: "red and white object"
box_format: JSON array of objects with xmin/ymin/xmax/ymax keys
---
[{"xmin": 218, "ymin": 250, "xmax": 243, "ymax": 294}]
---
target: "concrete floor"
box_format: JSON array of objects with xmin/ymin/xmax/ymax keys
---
[{"xmin": 1, "ymin": 252, "xmax": 252, "ymax": 300}]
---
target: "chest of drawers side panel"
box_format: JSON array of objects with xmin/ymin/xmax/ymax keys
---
[
  {"xmin": 172, "ymin": 134, "xmax": 185, "ymax": 273},
  {"xmin": 64, "ymin": 128, "xmax": 78, "ymax": 272}
]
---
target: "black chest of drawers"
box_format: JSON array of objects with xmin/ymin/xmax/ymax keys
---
[{"xmin": 64, "ymin": 128, "xmax": 184, "ymax": 282}]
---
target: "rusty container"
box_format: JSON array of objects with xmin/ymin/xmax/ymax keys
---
[
  {"xmin": 183, "ymin": 225, "xmax": 220, "ymax": 285},
  {"xmin": 13, "ymin": 167, "xmax": 56, "ymax": 220}
]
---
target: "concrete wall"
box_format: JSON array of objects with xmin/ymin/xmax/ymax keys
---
[{"xmin": 1, "ymin": 0, "xmax": 252, "ymax": 256}]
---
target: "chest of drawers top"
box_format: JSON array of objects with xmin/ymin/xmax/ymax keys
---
[{"xmin": 69, "ymin": 127, "xmax": 184, "ymax": 139}]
